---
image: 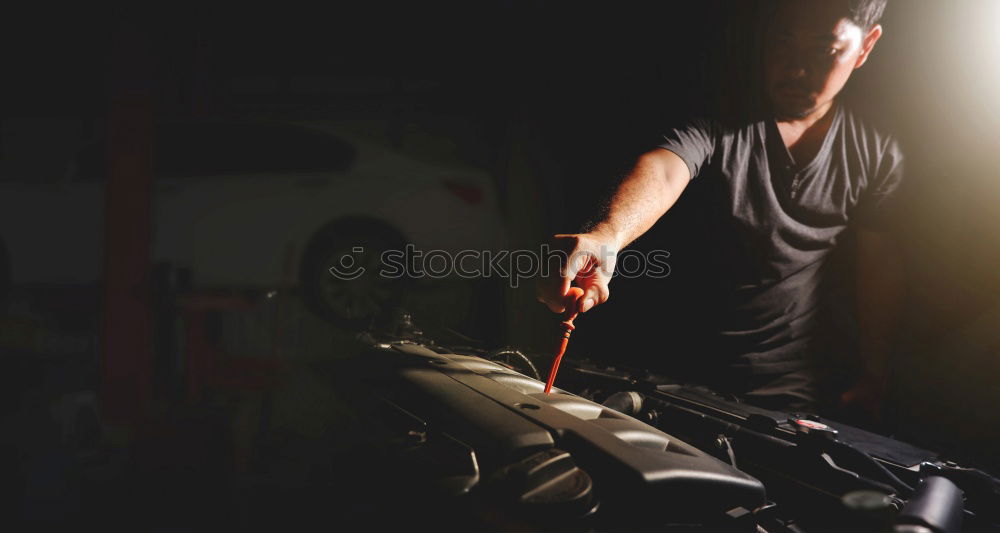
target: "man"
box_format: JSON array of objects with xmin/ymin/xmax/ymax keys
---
[{"xmin": 536, "ymin": 0, "xmax": 903, "ymax": 416}]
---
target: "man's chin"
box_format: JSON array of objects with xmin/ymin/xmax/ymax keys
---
[{"xmin": 771, "ymin": 101, "xmax": 817, "ymax": 120}]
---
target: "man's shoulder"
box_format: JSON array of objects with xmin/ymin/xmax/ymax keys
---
[
  {"xmin": 675, "ymin": 115, "xmax": 764, "ymax": 147},
  {"xmin": 838, "ymin": 104, "xmax": 903, "ymax": 155}
]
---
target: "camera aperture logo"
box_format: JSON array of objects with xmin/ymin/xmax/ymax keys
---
[
  {"xmin": 327, "ymin": 247, "xmax": 367, "ymax": 280},
  {"xmin": 328, "ymin": 244, "xmax": 670, "ymax": 288}
]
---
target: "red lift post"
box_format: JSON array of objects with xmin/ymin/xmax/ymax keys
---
[{"xmin": 101, "ymin": 21, "xmax": 154, "ymax": 425}]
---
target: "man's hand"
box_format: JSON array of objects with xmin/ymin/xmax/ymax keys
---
[{"xmin": 535, "ymin": 230, "xmax": 620, "ymax": 315}]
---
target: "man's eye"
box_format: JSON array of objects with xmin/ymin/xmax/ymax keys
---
[{"xmin": 813, "ymin": 47, "xmax": 838, "ymax": 59}]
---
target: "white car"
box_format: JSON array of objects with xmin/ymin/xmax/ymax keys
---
[{"xmin": 0, "ymin": 121, "xmax": 505, "ymax": 326}]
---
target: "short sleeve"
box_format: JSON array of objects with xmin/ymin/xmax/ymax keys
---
[
  {"xmin": 855, "ymin": 135, "xmax": 905, "ymax": 231},
  {"xmin": 655, "ymin": 117, "xmax": 717, "ymax": 180}
]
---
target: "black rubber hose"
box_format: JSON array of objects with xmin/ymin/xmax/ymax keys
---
[
  {"xmin": 829, "ymin": 439, "xmax": 916, "ymax": 497},
  {"xmin": 895, "ymin": 476, "xmax": 964, "ymax": 533}
]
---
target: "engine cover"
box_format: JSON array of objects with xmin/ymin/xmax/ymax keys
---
[{"xmin": 354, "ymin": 341, "xmax": 766, "ymax": 528}]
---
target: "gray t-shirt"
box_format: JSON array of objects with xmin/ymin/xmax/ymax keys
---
[{"xmin": 656, "ymin": 102, "xmax": 904, "ymax": 375}]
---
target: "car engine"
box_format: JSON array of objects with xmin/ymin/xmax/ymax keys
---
[{"xmin": 331, "ymin": 322, "xmax": 999, "ymax": 532}]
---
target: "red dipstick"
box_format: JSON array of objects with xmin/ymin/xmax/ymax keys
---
[{"xmin": 544, "ymin": 287, "xmax": 584, "ymax": 394}]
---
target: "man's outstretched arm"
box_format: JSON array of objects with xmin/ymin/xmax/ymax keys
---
[{"xmin": 535, "ymin": 149, "xmax": 691, "ymax": 314}]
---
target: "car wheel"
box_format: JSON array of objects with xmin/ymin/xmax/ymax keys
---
[{"xmin": 299, "ymin": 218, "xmax": 408, "ymax": 329}]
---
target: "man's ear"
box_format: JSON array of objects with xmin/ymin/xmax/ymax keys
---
[{"xmin": 854, "ymin": 24, "xmax": 883, "ymax": 69}]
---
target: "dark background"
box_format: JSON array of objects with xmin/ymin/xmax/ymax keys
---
[{"xmin": 2, "ymin": 1, "xmax": 999, "ymax": 529}]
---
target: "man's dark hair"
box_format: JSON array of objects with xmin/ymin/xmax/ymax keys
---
[{"xmin": 848, "ymin": 0, "xmax": 887, "ymax": 31}]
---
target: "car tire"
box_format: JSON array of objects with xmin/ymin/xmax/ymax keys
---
[{"xmin": 299, "ymin": 218, "xmax": 409, "ymax": 329}]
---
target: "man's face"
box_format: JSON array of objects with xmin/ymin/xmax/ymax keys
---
[{"xmin": 764, "ymin": 1, "xmax": 881, "ymax": 119}]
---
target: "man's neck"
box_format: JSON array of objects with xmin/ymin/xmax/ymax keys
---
[{"xmin": 775, "ymin": 99, "xmax": 838, "ymax": 165}]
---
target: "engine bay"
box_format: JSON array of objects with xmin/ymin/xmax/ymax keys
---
[{"xmin": 331, "ymin": 323, "xmax": 1000, "ymax": 532}]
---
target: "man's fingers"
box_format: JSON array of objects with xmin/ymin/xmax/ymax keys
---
[
  {"xmin": 563, "ymin": 287, "xmax": 586, "ymax": 314},
  {"xmin": 575, "ymin": 255, "xmax": 612, "ymax": 313},
  {"xmin": 559, "ymin": 251, "xmax": 588, "ymax": 294},
  {"xmin": 560, "ymin": 278, "xmax": 575, "ymax": 311},
  {"xmin": 578, "ymin": 280, "xmax": 610, "ymax": 313},
  {"xmin": 535, "ymin": 277, "xmax": 566, "ymax": 313},
  {"xmin": 568, "ymin": 260, "xmax": 611, "ymax": 314},
  {"xmin": 535, "ymin": 234, "xmax": 585, "ymax": 314},
  {"xmin": 537, "ymin": 233, "xmax": 618, "ymax": 314}
]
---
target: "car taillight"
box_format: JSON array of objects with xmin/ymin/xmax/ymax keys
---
[{"xmin": 442, "ymin": 179, "xmax": 483, "ymax": 205}]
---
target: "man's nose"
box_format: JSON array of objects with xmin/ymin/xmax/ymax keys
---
[{"xmin": 783, "ymin": 57, "xmax": 808, "ymax": 79}]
